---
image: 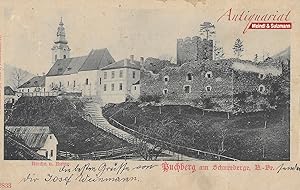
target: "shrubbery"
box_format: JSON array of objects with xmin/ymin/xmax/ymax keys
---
[{"xmin": 139, "ymin": 94, "xmax": 162, "ymax": 103}]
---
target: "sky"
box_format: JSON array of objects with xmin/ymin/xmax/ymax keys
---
[{"xmin": 1, "ymin": 0, "xmax": 291, "ymax": 75}]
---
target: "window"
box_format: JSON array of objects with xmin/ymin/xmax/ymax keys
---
[
  {"xmin": 28, "ymin": 89, "xmax": 30, "ymax": 92},
  {"xmin": 86, "ymin": 78, "xmax": 89, "ymax": 85},
  {"xmin": 205, "ymin": 86, "xmax": 212, "ymax": 92},
  {"xmin": 49, "ymin": 135, "xmax": 52, "ymax": 139},
  {"xmin": 164, "ymin": 76, "xmax": 169, "ymax": 83},
  {"xmin": 119, "ymin": 83, "xmax": 123, "ymax": 90},
  {"xmin": 111, "ymin": 83, "xmax": 115, "ymax": 91},
  {"xmin": 104, "ymin": 72, "xmax": 107, "ymax": 79},
  {"xmin": 67, "ymin": 81, "xmax": 70, "ymax": 86},
  {"xmin": 73, "ymin": 81, "xmax": 76, "ymax": 87},
  {"xmin": 50, "ymin": 150, "xmax": 53, "ymax": 157},
  {"xmin": 205, "ymin": 71, "xmax": 213, "ymax": 79},
  {"xmin": 45, "ymin": 151, "xmax": 48, "ymax": 158},
  {"xmin": 99, "ymin": 78, "xmax": 101, "ymax": 85},
  {"xmin": 187, "ymin": 73, "xmax": 193, "ymax": 81},
  {"xmin": 55, "ymin": 55, "xmax": 57, "ymax": 61},
  {"xmin": 163, "ymin": 89, "xmax": 168, "ymax": 95},
  {"xmin": 119, "ymin": 70, "xmax": 123, "ymax": 78},
  {"xmin": 258, "ymin": 73, "xmax": 265, "ymax": 79},
  {"xmin": 104, "ymin": 84, "xmax": 107, "ymax": 91},
  {"xmin": 258, "ymin": 84, "xmax": 266, "ymax": 93},
  {"xmin": 134, "ymin": 86, "xmax": 137, "ymax": 90},
  {"xmin": 133, "ymin": 71, "xmax": 136, "ymax": 79},
  {"xmin": 59, "ymin": 82, "xmax": 62, "ymax": 87},
  {"xmin": 112, "ymin": 71, "xmax": 115, "ymax": 79},
  {"xmin": 63, "ymin": 55, "xmax": 66, "ymax": 59},
  {"xmin": 51, "ymin": 82, "xmax": 54, "ymax": 88},
  {"xmin": 183, "ymin": 85, "xmax": 191, "ymax": 93}
]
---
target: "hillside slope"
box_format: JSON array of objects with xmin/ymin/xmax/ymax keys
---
[
  {"xmin": 6, "ymin": 97, "xmax": 129, "ymax": 154},
  {"xmin": 103, "ymin": 103, "xmax": 289, "ymax": 161},
  {"xmin": 4, "ymin": 130, "xmax": 47, "ymax": 160}
]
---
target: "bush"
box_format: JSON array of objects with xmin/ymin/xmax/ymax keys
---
[{"xmin": 139, "ymin": 94, "xmax": 162, "ymax": 103}]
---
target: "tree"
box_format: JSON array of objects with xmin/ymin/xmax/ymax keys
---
[
  {"xmin": 254, "ymin": 54, "xmax": 258, "ymax": 63},
  {"xmin": 200, "ymin": 22, "xmax": 215, "ymax": 40},
  {"xmin": 214, "ymin": 43, "xmax": 225, "ymax": 60},
  {"xmin": 232, "ymin": 38, "xmax": 244, "ymax": 58},
  {"xmin": 11, "ymin": 68, "xmax": 30, "ymax": 89}
]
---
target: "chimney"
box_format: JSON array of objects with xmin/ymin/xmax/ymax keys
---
[
  {"xmin": 130, "ymin": 55, "xmax": 134, "ymax": 62},
  {"xmin": 140, "ymin": 57, "xmax": 144, "ymax": 65},
  {"xmin": 124, "ymin": 59, "xmax": 128, "ymax": 66}
]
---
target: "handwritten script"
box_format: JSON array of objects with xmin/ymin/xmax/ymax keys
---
[{"xmin": 19, "ymin": 162, "xmax": 158, "ymax": 186}]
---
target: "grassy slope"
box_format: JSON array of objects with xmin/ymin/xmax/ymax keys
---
[
  {"xmin": 103, "ymin": 103, "xmax": 289, "ymax": 161},
  {"xmin": 6, "ymin": 97, "xmax": 129, "ymax": 154}
]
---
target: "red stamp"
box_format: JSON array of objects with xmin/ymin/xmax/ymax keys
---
[{"xmin": 0, "ymin": 183, "xmax": 12, "ymax": 189}]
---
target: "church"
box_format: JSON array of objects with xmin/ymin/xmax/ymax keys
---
[{"xmin": 18, "ymin": 18, "xmax": 141, "ymax": 103}]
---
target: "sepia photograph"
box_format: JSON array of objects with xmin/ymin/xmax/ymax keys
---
[{"xmin": 3, "ymin": 2, "xmax": 290, "ymax": 162}]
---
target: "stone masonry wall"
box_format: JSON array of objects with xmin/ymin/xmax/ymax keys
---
[{"xmin": 177, "ymin": 36, "xmax": 213, "ymax": 66}]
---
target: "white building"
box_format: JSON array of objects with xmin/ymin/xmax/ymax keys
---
[
  {"xmin": 17, "ymin": 76, "xmax": 46, "ymax": 94},
  {"xmin": 6, "ymin": 126, "xmax": 58, "ymax": 160},
  {"xmin": 4, "ymin": 86, "xmax": 20, "ymax": 105},
  {"xmin": 44, "ymin": 19, "xmax": 141, "ymax": 103},
  {"xmin": 101, "ymin": 55, "xmax": 141, "ymax": 103},
  {"xmin": 45, "ymin": 48, "xmax": 115, "ymax": 97}
]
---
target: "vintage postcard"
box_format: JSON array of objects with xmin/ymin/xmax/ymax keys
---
[{"xmin": 0, "ymin": 0, "xmax": 299, "ymax": 189}]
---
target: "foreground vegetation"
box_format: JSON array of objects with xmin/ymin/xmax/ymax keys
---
[
  {"xmin": 6, "ymin": 97, "xmax": 129, "ymax": 154},
  {"xmin": 103, "ymin": 103, "xmax": 289, "ymax": 161}
]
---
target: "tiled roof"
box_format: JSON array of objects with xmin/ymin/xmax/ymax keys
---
[
  {"xmin": 79, "ymin": 48, "xmax": 115, "ymax": 71},
  {"xmin": 46, "ymin": 48, "xmax": 115, "ymax": 76},
  {"xmin": 46, "ymin": 58, "xmax": 73, "ymax": 76},
  {"xmin": 101, "ymin": 59, "xmax": 141, "ymax": 70},
  {"xmin": 6, "ymin": 126, "xmax": 51, "ymax": 149},
  {"xmin": 18, "ymin": 76, "xmax": 45, "ymax": 88},
  {"xmin": 4, "ymin": 86, "xmax": 15, "ymax": 95},
  {"xmin": 63, "ymin": 56, "xmax": 88, "ymax": 75},
  {"xmin": 5, "ymin": 130, "xmax": 47, "ymax": 160}
]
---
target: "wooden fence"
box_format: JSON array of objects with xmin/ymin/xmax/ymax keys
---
[
  {"xmin": 57, "ymin": 146, "xmax": 137, "ymax": 160},
  {"xmin": 18, "ymin": 91, "xmax": 60, "ymax": 97}
]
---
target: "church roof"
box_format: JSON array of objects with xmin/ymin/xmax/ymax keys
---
[
  {"xmin": 63, "ymin": 56, "xmax": 88, "ymax": 75},
  {"xmin": 6, "ymin": 126, "xmax": 51, "ymax": 149},
  {"xmin": 46, "ymin": 48, "xmax": 115, "ymax": 76},
  {"xmin": 19, "ymin": 76, "xmax": 46, "ymax": 88},
  {"xmin": 47, "ymin": 58, "xmax": 72, "ymax": 76},
  {"xmin": 101, "ymin": 58, "xmax": 141, "ymax": 70},
  {"xmin": 79, "ymin": 48, "xmax": 115, "ymax": 71}
]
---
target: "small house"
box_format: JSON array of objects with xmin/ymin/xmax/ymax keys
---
[{"xmin": 6, "ymin": 126, "xmax": 58, "ymax": 160}]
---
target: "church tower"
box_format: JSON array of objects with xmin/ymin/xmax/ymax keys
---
[{"xmin": 51, "ymin": 17, "xmax": 71, "ymax": 64}]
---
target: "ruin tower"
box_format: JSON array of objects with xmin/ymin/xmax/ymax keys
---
[
  {"xmin": 51, "ymin": 17, "xmax": 71, "ymax": 64},
  {"xmin": 176, "ymin": 36, "xmax": 213, "ymax": 66}
]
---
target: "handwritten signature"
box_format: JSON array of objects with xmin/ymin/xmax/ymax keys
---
[
  {"xmin": 19, "ymin": 162, "xmax": 158, "ymax": 186},
  {"xmin": 276, "ymin": 163, "xmax": 300, "ymax": 173}
]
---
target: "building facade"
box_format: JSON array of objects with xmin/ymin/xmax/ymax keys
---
[
  {"xmin": 17, "ymin": 76, "xmax": 46, "ymax": 94},
  {"xmin": 42, "ymin": 19, "xmax": 141, "ymax": 104},
  {"xmin": 140, "ymin": 58, "xmax": 281, "ymax": 111},
  {"xmin": 101, "ymin": 55, "xmax": 141, "ymax": 103}
]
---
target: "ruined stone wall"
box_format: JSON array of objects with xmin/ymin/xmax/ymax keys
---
[
  {"xmin": 140, "ymin": 59, "xmax": 277, "ymax": 110},
  {"xmin": 177, "ymin": 36, "xmax": 213, "ymax": 66}
]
